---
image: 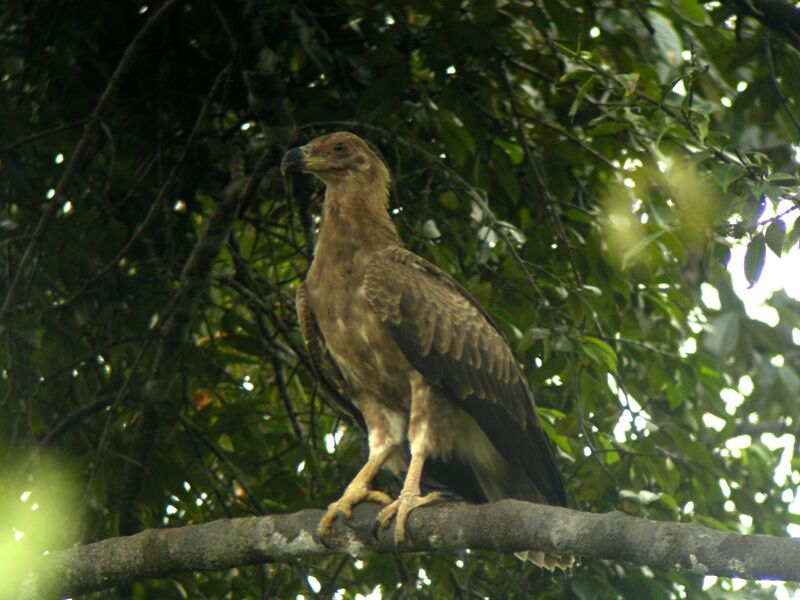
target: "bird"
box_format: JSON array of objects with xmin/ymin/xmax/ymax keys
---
[{"xmin": 281, "ymin": 131, "xmax": 571, "ymax": 569}]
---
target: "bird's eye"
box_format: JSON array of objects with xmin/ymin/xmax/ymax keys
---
[{"xmin": 333, "ymin": 143, "xmax": 347, "ymax": 154}]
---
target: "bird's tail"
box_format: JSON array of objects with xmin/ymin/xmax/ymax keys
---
[
  {"xmin": 471, "ymin": 459, "xmax": 575, "ymax": 570},
  {"xmin": 515, "ymin": 550, "xmax": 574, "ymax": 571}
]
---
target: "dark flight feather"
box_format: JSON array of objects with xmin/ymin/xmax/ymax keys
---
[{"xmin": 364, "ymin": 246, "xmax": 567, "ymax": 507}]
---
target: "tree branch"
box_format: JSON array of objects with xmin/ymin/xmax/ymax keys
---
[
  {"xmin": 115, "ymin": 148, "xmax": 272, "ymax": 535},
  {"xmin": 0, "ymin": 0, "xmax": 182, "ymax": 327},
  {"xmin": 16, "ymin": 500, "xmax": 800, "ymax": 598}
]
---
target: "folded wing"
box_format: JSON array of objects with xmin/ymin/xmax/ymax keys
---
[
  {"xmin": 296, "ymin": 283, "xmax": 366, "ymax": 432},
  {"xmin": 363, "ymin": 246, "xmax": 567, "ymax": 507}
]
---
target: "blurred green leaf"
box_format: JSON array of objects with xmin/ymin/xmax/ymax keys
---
[
  {"xmin": 439, "ymin": 191, "xmax": 459, "ymax": 210},
  {"xmin": 673, "ymin": 0, "xmax": 706, "ymax": 24},
  {"xmin": 703, "ymin": 312, "xmax": 740, "ymax": 357},
  {"xmin": 621, "ymin": 228, "xmax": 669, "ymax": 270},
  {"xmin": 580, "ymin": 336, "xmax": 618, "ymax": 374},
  {"xmin": 493, "ymin": 138, "xmax": 524, "ymax": 165},
  {"xmin": 779, "ymin": 366, "xmax": 800, "ymax": 395},
  {"xmin": 765, "ymin": 219, "xmax": 786, "ymax": 257},
  {"xmin": 648, "ymin": 11, "xmax": 683, "ymax": 67},
  {"xmin": 744, "ymin": 234, "xmax": 767, "ymax": 287},
  {"xmin": 712, "ymin": 163, "xmax": 745, "ymax": 192}
]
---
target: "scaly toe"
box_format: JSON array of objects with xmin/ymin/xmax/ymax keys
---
[
  {"xmin": 379, "ymin": 492, "xmax": 445, "ymax": 544},
  {"xmin": 364, "ymin": 490, "xmax": 393, "ymax": 507},
  {"xmin": 318, "ymin": 487, "xmax": 394, "ymax": 536},
  {"xmin": 317, "ymin": 505, "xmax": 341, "ymax": 536},
  {"xmin": 377, "ymin": 499, "xmax": 400, "ymax": 530}
]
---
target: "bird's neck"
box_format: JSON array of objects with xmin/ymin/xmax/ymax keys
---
[
  {"xmin": 309, "ymin": 181, "xmax": 401, "ymax": 288},
  {"xmin": 317, "ymin": 180, "xmax": 401, "ymax": 254}
]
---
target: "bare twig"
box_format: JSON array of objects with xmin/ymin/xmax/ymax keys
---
[
  {"xmin": 176, "ymin": 413, "xmax": 267, "ymax": 515},
  {"xmin": 1, "ymin": 117, "xmax": 90, "ymax": 153},
  {"xmin": 0, "ymin": 0, "xmax": 183, "ymax": 327},
  {"xmin": 763, "ymin": 35, "xmax": 800, "ymax": 135},
  {"xmin": 44, "ymin": 64, "xmax": 232, "ymax": 315},
  {"xmin": 722, "ymin": 0, "xmax": 800, "ymax": 50}
]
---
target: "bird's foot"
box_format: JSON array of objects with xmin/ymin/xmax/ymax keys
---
[
  {"xmin": 318, "ymin": 485, "xmax": 393, "ymax": 536},
  {"xmin": 377, "ymin": 491, "xmax": 445, "ymax": 544}
]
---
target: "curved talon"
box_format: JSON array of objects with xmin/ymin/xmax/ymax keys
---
[
  {"xmin": 376, "ymin": 499, "xmax": 399, "ymax": 530},
  {"xmin": 318, "ymin": 487, "xmax": 392, "ymax": 536},
  {"xmin": 377, "ymin": 491, "xmax": 444, "ymax": 544}
]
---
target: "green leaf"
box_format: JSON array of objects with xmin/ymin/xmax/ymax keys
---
[
  {"xmin": 744, "ymin": 234, "xmax": 767, "ymax": 287},
  {"xmin": 518, "ymin": 327, "xmax": 550, "ymax": 353},
  {"xmin": 580, "ymin": 336, "xmax": 618, "ymax": 374},
  {"xmin": 569, "ymin": 74, "xmax": 597, "ymax": 118},
  {"xmin": 589, "ymin": 120, "xmax": 630, "ymax": 136},
  {"xmin": 217, "ymin": 434, "xmax": 234, "ymax": 452},
  {"xmin": 653, "ymin": 492, "xmax": 679, "ymax": 512},
  {"xmin": 767, "ymin": 172, "xmax": 798, "ymax": 184},
  {"xmin": 647, "ymin": 11, "xmax": 683, "ymax": 66},
  {"xmin": 703, "ymin": 312, "xmax": 740, "ymax": 357},
  {"xmin": 543, "ymin": 0, "xmax": 579, "ymax": 43},
  {"xmin": 673, "ymin": 0, "xmax": 707, "ymax": 24},
  {"xmin": 438, "ymin": 191, "xmax": 459, "ymax": 210},
  {"xmin": 765, "ymin": 219, "xmax": 786, "ymax": 256},
  {"xmin": 490, "ymin": 144, "xmax": 520, "ymax": 201},
  {"xmin": 669, "ymin": 429, "xmax": 713, "ymax": 466},
  {"xmin": 711, "ymin": 163, "xmax": 745, "ymax": 192},
  {"xmin": 554, "ymin": 335, "xmax": 574, "ymax": 352},
  {"xmin": 621, "ymin": 228, "xmax": 669, "ymax": 270},
  {"xmin": 788, "ymin": 216, "xmax": 800, "ymax": 248},
  {"xmin": 493, "ymin": 138, "xmax": 524, "ymax": 165},
  {"xmin": 563, "ymin": 208, "xmax": 593, "ymax": 223},
  {"xmin": 441, "ymin": 122, "xmax": 474, "ymax": 164},
  {"xmin": 449, "ymin": 120, "xmax": 476, "ymax": 154},
  {"xmin": 615, "ymin": 73, "xmax": 639, "ymax": 97},
  {"xmin": 779, "ymin": 366, "xmax": 800, "ymax": 394}
]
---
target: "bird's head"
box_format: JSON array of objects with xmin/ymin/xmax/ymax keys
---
[{"xmin": 281, "ymin": 132, "xmax": 389, "ymax": 191}]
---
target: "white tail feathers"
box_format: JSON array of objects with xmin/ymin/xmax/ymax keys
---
[{"xmin": 515, "ymin": 550, "xmax": 575, "ymax": 571}]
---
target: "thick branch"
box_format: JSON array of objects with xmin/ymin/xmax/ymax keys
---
[
  {"xmin": 214, "ymin": 0, "xmax": 295, "ymax": 143},
  {"xmin": 17, "ymin": 501, "xmax": 800, "ymax": 598}
]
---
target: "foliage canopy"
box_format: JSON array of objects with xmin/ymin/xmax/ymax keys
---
[{"xmin": 2, "ymin": 0, "xmax": 800, "ymax": 597}]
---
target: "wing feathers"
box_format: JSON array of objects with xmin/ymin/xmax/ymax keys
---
[
  {"xmin": 296, "ymin": 284, "xmax": 366, "ymax": 432},
  {"xmin": 363, "ymin": 247, "xmax": 567, "ymax": 507},
  {"xmin": 433, "ymin": 315, "xmax": 452, "ymax": 355}
]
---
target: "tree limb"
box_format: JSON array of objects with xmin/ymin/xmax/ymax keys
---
[{"xmin": 16, "ymin": 500, "xmax": 800, "ymax": 598}]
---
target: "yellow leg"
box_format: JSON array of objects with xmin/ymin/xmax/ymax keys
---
[
  {"xmin": 377, "ymin": 452, "xmax": 444, "ymax": 544},
  {"xmin": 318, "ymin": 445, "xmax": 394, "ymax": 535},
  {"xmin": 378, "ymin": 373, "xmax": 446, "ymax": 544}
]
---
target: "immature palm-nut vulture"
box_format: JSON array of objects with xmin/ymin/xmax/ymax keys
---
[{"xmin": 281, "ymin": 132, "xmax": 571, "ymax": 569}]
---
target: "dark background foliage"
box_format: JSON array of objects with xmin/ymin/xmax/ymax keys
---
[{"xmin": 2, "ymin": 0, "xmax": 800, "ymax": 597}]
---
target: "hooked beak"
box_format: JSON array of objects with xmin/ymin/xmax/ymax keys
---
[{"xmin": 281, "ymin": 146, "xmax": 308, "ymax": 176}]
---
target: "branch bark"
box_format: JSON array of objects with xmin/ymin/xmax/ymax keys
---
[{"xmin": 15, "ymin": 500, "xmax": 800, "ymax": 598}]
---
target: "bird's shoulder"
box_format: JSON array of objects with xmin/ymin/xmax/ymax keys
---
[{"xmin": 363, "ymin": 245, "xmax": 505, "ymax": 338}]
